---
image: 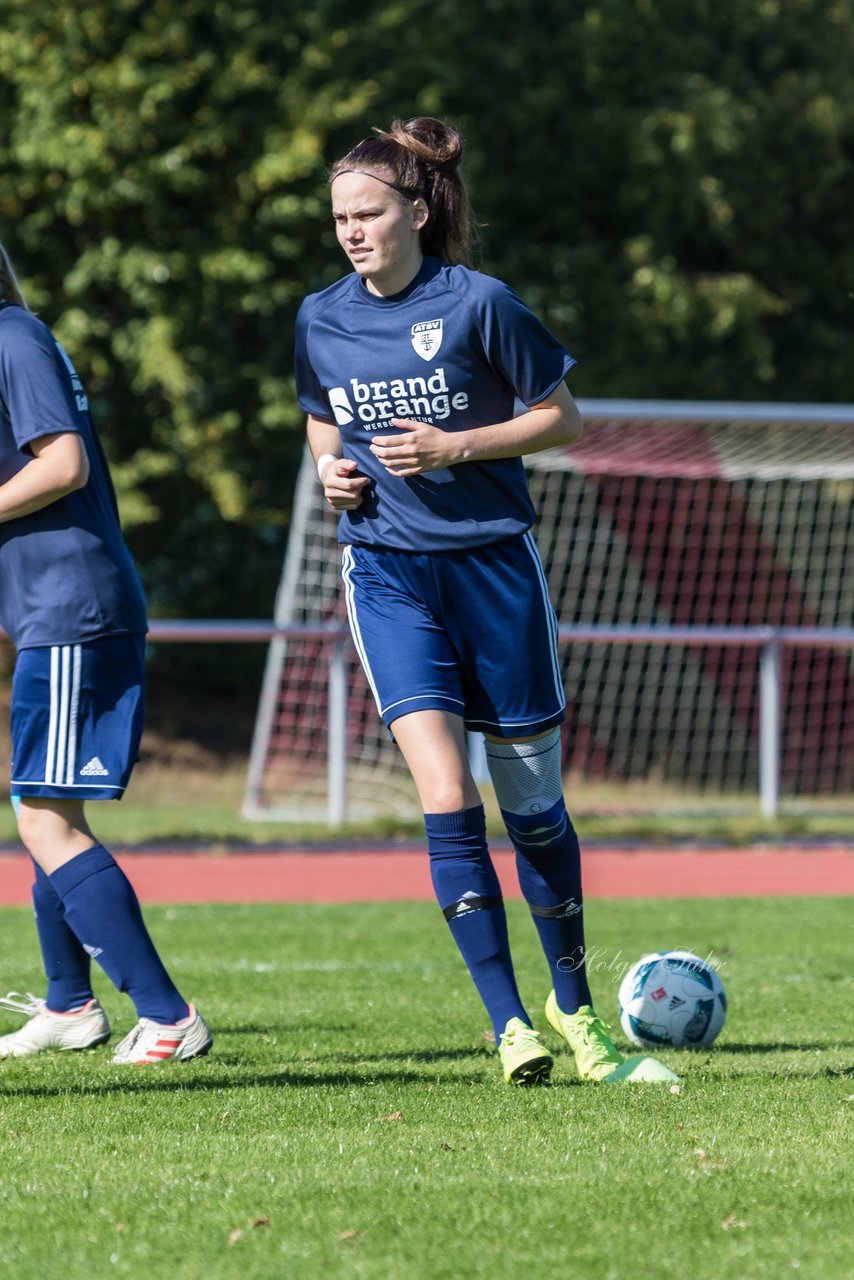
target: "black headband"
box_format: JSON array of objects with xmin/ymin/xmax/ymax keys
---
[{"xmin": 334, "ymin": 168, "xmax": 425, "ymax": 202}]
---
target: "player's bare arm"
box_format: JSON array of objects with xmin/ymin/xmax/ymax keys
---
[
  {"xmin": 370, "ymin": 382, "xmax": 582, "ymax": 477},
  {"xmin": 0, "ymin": 431, "xmax": 89, "ymax": 523},
  {"xmin": 307, "ymin": 412, "xmax": 370, "ymax": 510}
]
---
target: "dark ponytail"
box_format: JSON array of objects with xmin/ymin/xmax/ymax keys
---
[
  {"xmin": 0, "ymin": 243, "xmax": 29, "ymax": 309},
  {"xmin": 329, "ymin": 116, "xmax": 474, "ymax": 267}
]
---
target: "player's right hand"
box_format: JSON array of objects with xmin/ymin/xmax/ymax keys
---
[{"xmin": 320, "ymin": 457, "xmax": 370, "ymax": 510}]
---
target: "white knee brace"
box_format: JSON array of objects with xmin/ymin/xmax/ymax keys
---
[{"xmin": 484, "ymin": 727, "xmax": 564, "ymax": 817}]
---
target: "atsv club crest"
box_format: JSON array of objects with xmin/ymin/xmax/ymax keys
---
[{"xmin": 411, "ymin": 319, "xmax": 443, "ymax": 361}]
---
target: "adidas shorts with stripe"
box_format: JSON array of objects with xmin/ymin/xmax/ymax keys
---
[
  {"xmin": 342, "ymin": 533, "xmax": 566, "ymax": 738},
  {"xmin": 10, "ymin": 635, "xmax": 145, "ymax": 801}
]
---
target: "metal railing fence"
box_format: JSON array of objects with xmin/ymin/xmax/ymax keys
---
[
  {"xmin": 136, "ymin": 621, "xmax": 854, "ymax": 824},
  {"xmin": 4, "ymin": 620, "xmax": 851, "ymax": 821}
]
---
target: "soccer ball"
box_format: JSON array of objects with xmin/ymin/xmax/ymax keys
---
[{"xmin": 617, "ymin": 949, "xmax": 727, "ymax": 1050}]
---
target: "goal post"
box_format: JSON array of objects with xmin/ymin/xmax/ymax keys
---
[{"xmin": 243, "ymin": 401, "xmax": 854, "ymax": 822}]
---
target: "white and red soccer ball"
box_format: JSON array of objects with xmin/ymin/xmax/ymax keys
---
[{"xmin": 617, "ymin": 949, "xmax": 727, "ymax": 1050}]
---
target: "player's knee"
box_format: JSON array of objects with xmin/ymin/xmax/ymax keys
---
[
  {"xmin": 421, "ymin": 781, "xmax": 476, "ymax": 816},
  {"xmin": 485, "ymin": 727, "xmax": 564, "ymax": 815},
  {"xmin": 14, "ymin": 798, "xmax": 85, "ymax": 860},
  {"xmin": 14, "ymin": 800, "xmax": 44, "ymax": 854},
  {"xmin": 485, "ymin": 727, "xmax": 569, "ymax": 853}
]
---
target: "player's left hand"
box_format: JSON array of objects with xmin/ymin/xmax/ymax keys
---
[{"xmin": 369, "ymin": 419, "xmax": 457, "ymax": 476}]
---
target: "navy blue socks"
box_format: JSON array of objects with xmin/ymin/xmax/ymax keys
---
[
  {"xmin": 48, "ymin": 845, "xmax": 189, "ymax": 1025},
  {"xmin": 425, "ymin": 805, "xmax": 528, "ymax": 1041},
  {"xmin": 31, "ymin": 860, "xmax": 94, "ymax": 1013},
  {"xmin": 503, "ymin": 799, "xmax": 593, "ymax": 1014}
]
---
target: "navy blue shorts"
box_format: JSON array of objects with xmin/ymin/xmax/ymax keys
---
[
  {"xmin": 342, "ymin": 533, "xmax": 565, "ymax": 738},
  {"xmin": 10, "ymin": 635, "xmax": 146, "ymax": 801}
]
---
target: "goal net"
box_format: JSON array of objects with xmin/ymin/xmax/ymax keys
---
[{"xmin": 243, "ymin": 402, "xmax": 854, "ymax": 821}]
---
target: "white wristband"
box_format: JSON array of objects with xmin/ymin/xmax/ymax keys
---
[{"xmin": 316, "ymin": 453, "xmax": 339, "ymax": 483}]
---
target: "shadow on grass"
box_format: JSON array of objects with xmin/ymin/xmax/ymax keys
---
[
  {"xmin": 213, "ymin": 1032, "xmax": 854, "ymax": 1062},
  {"xmin": 313, "ymin": 1047, "xmax": 488, "ymax": 1064},
  {"xmin": 5, "ymin": 1058, "xmax": 850, "ymax": 1098},
  {"xmin": 191, "ymin": 1029, "xmax": 495, "ymax": 1064},
  {"xmin": 0, "ymin": 1062, "xmax": 574, "ymax": 1098},
  {"xmin": 212, "ymin": 1023, "xmax": 358, "ymax": 1036},
  {"xmin": 4, "ymin": 1059, "xmax": 851, "ymax": 1099}
]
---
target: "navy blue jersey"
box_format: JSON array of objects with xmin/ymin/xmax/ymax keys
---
[
  {"xmin": 295, "ymin": 257, "xmax": 575, "ymax": 552},
  {"xmin": 0, "ymin": 304, "xmax": 147, "ymax": 649}
]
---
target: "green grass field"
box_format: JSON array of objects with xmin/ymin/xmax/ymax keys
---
[{"xmin": 0, "ymin": 896, "xmax": 850, "ymax": 1279}]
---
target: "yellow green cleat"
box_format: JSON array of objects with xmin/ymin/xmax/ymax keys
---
[
  {"xmin": 498, "ymin": 1017, "xmax": 553, "ymax": 1085},
  {"xmin": 544, "ymin": 993, "xmax": 625, "ymax": 1081}
]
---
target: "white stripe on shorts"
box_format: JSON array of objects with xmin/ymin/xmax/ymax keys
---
[
  {"xmin": 45, "ymin": 644, "xmax": 82, "ymax": 785},
  {"xmin": 522, "ymin": 531, "xmax": 565, "ymax": 709},
  {"xmin": 341, "ymin": 546, "xmax": 383, "ymax": 713},
  {"xmin": 65, "ymin": 644, "xmax": 82, "ymax": 785}
]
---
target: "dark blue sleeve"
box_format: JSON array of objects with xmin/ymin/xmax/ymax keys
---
[
  {"xmin": 294, "ymin": 298, "xmax": 335, "ymax": 421},
  {"xmin": 0, "ymin": 313, "xmax": 82, "ymax": 450},
  {"xmin": 476, "ymin": 280, "xmax": 576, "ymax": 407}
]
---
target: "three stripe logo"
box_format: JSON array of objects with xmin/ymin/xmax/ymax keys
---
[
  {"xmin": 45, "ymin": 644, "xmax": 82, "ymax": 787},
  {"xmin": 144, "ymin": 1038, "xmax": 181, "ymax": 1062},
  {"xmin": 80, "ymin": 757, "xmax": 109, "ymax": 776}
]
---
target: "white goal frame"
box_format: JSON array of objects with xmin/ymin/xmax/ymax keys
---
[{"xmin": 243, "ymin": 399, "xmax": 854, "ymax": 824}]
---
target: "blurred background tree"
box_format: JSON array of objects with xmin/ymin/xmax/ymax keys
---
[{"xmin": 0, "ymin": 0, "xmax": 851, "ymax": 713}]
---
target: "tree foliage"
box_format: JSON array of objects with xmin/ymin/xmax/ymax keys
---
[{"xmin": 0, "ymin": 0, "xmax": 851, "ymax": 691}]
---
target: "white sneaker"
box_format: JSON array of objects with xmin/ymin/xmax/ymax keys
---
[
  {"xmin": 0, "ymin": 992, "xmax": 111, "ymax": 1057},
  {"xmin": 111, "ymin": 1004, "xmax": 212, "ymax": 1064}
]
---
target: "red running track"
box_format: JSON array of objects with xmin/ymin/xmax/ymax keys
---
[{"xmin": 0, "ymin": 846, "xmax": 851, "ymax": 904}]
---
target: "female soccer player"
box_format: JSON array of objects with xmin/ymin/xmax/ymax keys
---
[
  {"xmin": 295, "ymin": 117, "xmax": 662, "ymax": 1085},
  {"xmin": 0, "ymin": 243, "xmax": 211, "ymax": 1064}
]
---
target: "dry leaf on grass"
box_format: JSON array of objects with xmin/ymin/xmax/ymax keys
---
[{"xmin": 695, "ymin": 1147, "xmax": 727, "ymax": 1171}]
